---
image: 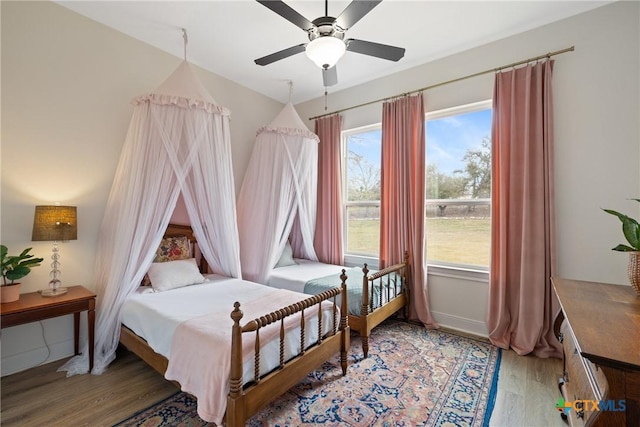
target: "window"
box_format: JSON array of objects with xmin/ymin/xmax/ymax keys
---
[
  {"xmin": 425, "ymin": 100, "xmax": 492, "ymax": 269},
  {"xmin": 343, "ymin": 124, "xmax": 381, "ymax": 257},
  {"xmin": 342, "ymin": 100, "xmax": 492, "ymax": 271}
]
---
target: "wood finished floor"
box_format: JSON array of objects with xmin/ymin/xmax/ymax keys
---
[
  {"xmin": 1, "ymin": 345, "xmax": 566, "ymax": 426},
  {"xmin": 489, "ymin": 349, "xmax": 566, "ymax": 427}
]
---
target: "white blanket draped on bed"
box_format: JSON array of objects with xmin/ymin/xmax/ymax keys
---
[
  {"xmin": 267, "ymin": 259, "xmax": 396, "ymax": 316},
  {"xmin": 121, "ymin": 275, "xmax": 337, "ymax": 424},
  {"xmin": 267, "ymin": 258, "xmax": 346, "ymax": 293}
]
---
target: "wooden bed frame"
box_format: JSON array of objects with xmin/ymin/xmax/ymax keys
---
[
  {"xmin": 350, "ymin": 252, "xmax": 409, "ymax": 358},
  {"xmin": 119, "ymin": 224, "xmax": 351, "ymax": 427}
]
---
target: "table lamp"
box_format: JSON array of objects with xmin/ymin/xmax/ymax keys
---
[{"xmin": 31, "ymin": 205, "xmax": 77, "ymax": 296}]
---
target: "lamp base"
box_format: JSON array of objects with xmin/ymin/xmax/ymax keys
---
[{"xmin": 40, "ymin": 287, "xmax": 68, "ymax": 297}]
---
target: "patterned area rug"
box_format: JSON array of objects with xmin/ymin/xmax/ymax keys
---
[{"xmin": 114, "ymin": 319, "xmax": 501, "ymax": 427}]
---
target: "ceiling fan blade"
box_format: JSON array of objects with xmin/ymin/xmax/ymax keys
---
[
  {"xmin": 322, "ymin": 66, "xmax": 338, "ymax": 87},
  {"xmin": 256, "ymin": 0, "xmax": 314, "ymax": 31},
  {"xmin": 255, "ymin": 44, "xmax": 306, "ymax": 66},
  {"xmin": 335, "ymin": 0, "xmax": 382, "ymax": 30},
  {"xmin": 346, "ymin": 38, "xmax": 405, "ymax": 61}
]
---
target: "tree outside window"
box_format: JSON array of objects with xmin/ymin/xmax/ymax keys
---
[{"xmin": 342, "ymin": 100, "xmax": 492, "ymax": 269}]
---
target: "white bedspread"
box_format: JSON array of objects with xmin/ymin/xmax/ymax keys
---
[
  {"xmin": 121, "ymin": 275, "xmax": 338, "ymax": 424},
  {"xmin": 122, "ymin": 275, "xmax": 265, "ymax": 358},
  {"xmin": 266, "ymin": 258, "xmax": 346, "ymax": 292}
]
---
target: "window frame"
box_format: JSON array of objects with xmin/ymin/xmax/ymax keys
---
[
  {"xmin": 340, "ymin": 100, "xmax": 492, "ymax": 278},
  {"xmin": 342, "ymin": 123, "xmax": 382, "ymax": 268},
  {"xmin": 425, "ymin": 100, "xmax": 492, "ymax": 274}
]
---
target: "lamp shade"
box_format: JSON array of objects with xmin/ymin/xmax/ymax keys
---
[
  {"xmin": 305, "ymin": 36, "xmax": 346, "ymax": 69},
  {"xmin": 32, "ymin": 206, "xmax": 78, "ymax": 241}
]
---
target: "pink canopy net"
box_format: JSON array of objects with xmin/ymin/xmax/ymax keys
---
[
  {"xmin": 237, "ymin": 102, "xmax": 319, "ymax": 283},
  {"xmin": 60, "ymin": 61, "xmax": 241, "ymax": 375}
]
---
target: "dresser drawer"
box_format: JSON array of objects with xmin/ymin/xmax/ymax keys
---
[{"xmin": 561, "ymin": 320, "xmax": 609, "ymax": 425}]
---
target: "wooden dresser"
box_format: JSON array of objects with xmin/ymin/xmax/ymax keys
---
[{"xmin": 552, "ymin": 277, "xmax": 640, "ymax": 426}]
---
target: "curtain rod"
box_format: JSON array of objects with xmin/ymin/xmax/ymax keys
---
[{"xmin": 309, "ymin": 45, "xmax": 575, "ymax": 121}]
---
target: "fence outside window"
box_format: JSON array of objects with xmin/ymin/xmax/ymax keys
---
[{"xmin": 345, "ymin": 198, "xmax": 491, "ymax": 269}]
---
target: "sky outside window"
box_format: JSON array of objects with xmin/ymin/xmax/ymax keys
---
[
  {"xmin": 345, "ymin": 108, "xmax": 491, "ymax": 179},
  {"xmin": 426, "ymin": 109, "xmax": 492, "ymax": 175}
]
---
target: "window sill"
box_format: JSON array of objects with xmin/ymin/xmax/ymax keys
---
[
  {"xmin": 426, "ymin": 264, "xmax": 489, "ymax": 283},
  {"xmin": 343, "ymin": 254, "xmax": 379, "ymax": 270},
  {"xmin": 344, "ymin": 255, "xmax": 489, "ymax": 283}
]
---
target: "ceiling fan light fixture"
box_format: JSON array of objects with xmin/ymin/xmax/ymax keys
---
[{"xmin": 305, "ymin": 36, "xmax": 346, "ymax": 69}]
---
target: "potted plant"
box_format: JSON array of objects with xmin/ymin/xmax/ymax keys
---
[
  {"xmin": 1, "ymin": 245, "xmax": 44, "ymax": 303},
  {"xmin": 603, "ymin": 198, "xmax": 640, "ymax": 295}
]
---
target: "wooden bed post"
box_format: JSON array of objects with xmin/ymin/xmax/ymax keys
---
[
  {"xmin": 339, "ymin": 271, "xmax": 350, "ymax": 375},
  {"xmin": 361, "ymin": 264, "xmax": 371, "ymax": 358},
  {"xmin": 227, "ymin": 302, "xmax": 245, "ymax": 427}
]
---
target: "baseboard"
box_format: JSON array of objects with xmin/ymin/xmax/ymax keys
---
[{"xmin": 431, "ymin": 311, "xmax": 488, "ymax": 338}]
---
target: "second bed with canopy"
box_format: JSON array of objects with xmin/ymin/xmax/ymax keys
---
[{"xmin": 237, "ymin": 102, "xmax": 409, "ymax": 358}]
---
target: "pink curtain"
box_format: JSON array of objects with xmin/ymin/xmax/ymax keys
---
[
  {"xmin": 381, "ymin": 93, "xmax": 438, "ymax": 327},
  {"xmin": 487, "ymin": 60, "xmax": 561, "ymax": 358},
  {"xmin": 314, "ymin": 115, "xmax": 344, "ymax": 264}
]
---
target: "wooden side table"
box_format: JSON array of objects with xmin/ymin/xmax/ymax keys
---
[{"xmin": 0, "ymin": 285, "xmax": 96, "ymax": 372}]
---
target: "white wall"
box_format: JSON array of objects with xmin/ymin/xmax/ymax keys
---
[
  {"xmin": 296, "ymin": 1, "xmax": 640, "ymax": 336},
  {"xmin": 0, "ymin": 1, "xmax": 283, "ymax": 375}
]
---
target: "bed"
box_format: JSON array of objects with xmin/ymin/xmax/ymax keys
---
[
  {"xmin": 267, "ymin": 250, "xmax": 409, "ymax": 358},
  {"xmin": 118, "ymin": 224, "xmax": 350, "ymax": 426}
]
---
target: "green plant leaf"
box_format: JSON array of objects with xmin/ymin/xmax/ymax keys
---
[
  {"xmin": 17, "ymin": 258, "xmax": 43, "ymax": 268},
  {"xmin": 612, "ymin": 244, "xmax": 637, "ymax": 251},
  {"xmin": 5, "ymin": 266, "xmax": 31, "ymax": 281},
  {"xmin": 17, "ymin": 247, "xmax": 32, "ymax": 258},
  {"xmin": 602, "ymin": 208, "xmax": 630, "ymax": 221},
  {"xmin": 621, "ymin": 216, "xmax": 640, "ymax": 250},
  {"xmin": 4, "ymin": 255, "xmax": 21, "ymax": 266}
]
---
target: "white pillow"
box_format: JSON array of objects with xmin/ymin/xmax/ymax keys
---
[
  {"xmin": 275, "ymin": 242, "xmax": 297, "ymax": 268},
  {"xmin": 147, "ymin": 258, "xmax": 205, "ymax": 292}
]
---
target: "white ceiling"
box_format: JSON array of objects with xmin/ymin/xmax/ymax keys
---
[{"xmin": 56, "ymin": 1, "xmax": 610, "ymax": 104}]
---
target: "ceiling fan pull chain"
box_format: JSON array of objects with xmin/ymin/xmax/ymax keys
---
[{"xmin": 182, "ymin": 28, "xmax": 188, "ymax": 61}]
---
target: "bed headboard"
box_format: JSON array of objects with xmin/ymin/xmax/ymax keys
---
[
  {"xmin": 164, "ymin": 223, "xmax": 209, "ymax": 273},
  {"xmin": 164, "ymin": 223, "xmax": 197, "ymax": 242}
]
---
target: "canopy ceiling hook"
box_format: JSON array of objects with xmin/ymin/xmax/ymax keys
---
[
  {"xmin": 288, "ymin": 81, "xmax": 293, "ymax": 103},
  {"xmin": 182, "ymin": 28, "xmax": 188, "ymax": 61}
]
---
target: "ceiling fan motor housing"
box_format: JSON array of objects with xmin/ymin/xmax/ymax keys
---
[{"xmin": 308, "ymin": 16, "xmax": 345, "ymax": 41}]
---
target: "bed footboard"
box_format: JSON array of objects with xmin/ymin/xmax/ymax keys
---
[
  {"xmin": 226, "ymin": 275, "xmax": 349, "ymax": 427},
  {"xmin": 356, "ymin": 251, "xmax": 409, "ymax": 357}
]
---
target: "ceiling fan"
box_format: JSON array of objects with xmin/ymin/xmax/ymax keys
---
[{"xmin": 254, "ymin": 0, "xmax": 405, "ymax": 87}]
